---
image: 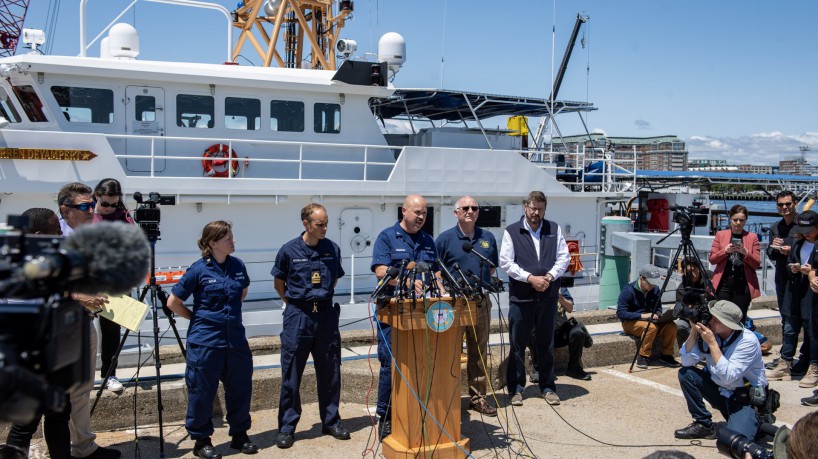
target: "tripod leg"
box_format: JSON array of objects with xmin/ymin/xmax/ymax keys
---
[
  {"xmin": 91, "ymin": 328, "xmax": 130, "ymax": 415},
  {"xmin": 155, "ymin": 286, "xmax": 186, "ymax": 359}
]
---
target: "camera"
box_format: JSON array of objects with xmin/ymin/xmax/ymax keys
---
[
  {"xmin": 133, "ymin": 191, "xmax": 175, "ymax": 241},
  {"xmin": 672, "ymin": 290, "xmax": 712, "ymax": 325},
  {"xmin": 716, "ymin": 427, "xmax": 773, "ymax": 459},
  {"xmin": 670, "ymin": 203, "xmax": 709, "ymax": 228}
]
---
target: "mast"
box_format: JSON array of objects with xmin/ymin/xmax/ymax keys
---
[
  {"xmin": 0, "ymin": 0, "xmax": 30, "ymax": 57},
  {"xmin": 231, "ymin": 0, "xmax": 353, "ymax": 70}
]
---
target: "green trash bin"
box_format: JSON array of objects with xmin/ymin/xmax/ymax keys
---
[{"xmin": 598, "ymin": 216, "xmax": 633, "ymax": 309}]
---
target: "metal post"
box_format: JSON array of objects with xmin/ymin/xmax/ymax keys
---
[{"xmin": 348, "ymin": 253, "xmax": 356, "ymax": 304}]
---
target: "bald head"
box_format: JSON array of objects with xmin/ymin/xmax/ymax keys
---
[{"xmin": 401, "ymin": 194, "xmax": 428, "ymax": 234}]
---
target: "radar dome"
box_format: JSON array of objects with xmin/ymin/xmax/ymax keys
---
[
  {"xmin": 100, "ymin": 37, "xmax": 111, "ymax": 59},
  {"xmin": 378, "ymin": 32, "xmax": 405, "ymax": 74},
  {"xmin": 108, "ymin": 23, "xmax": 140, "ymax": 59}
]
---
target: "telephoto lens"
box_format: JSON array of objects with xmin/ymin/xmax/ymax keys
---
[{"xmin": 716, "ymin": 427, "xmax": 773, "ymax": 459}]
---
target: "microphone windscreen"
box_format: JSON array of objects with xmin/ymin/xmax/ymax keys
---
[
  {"xmin": 61, "ymin": 222, "xmax": 150, "ymax": 295},
  {"xmin": 406, "ymin": 261, "xmax": 416, "ymax": 270},
  {"xmin": 416, "ymin": 261, "xmax": 430, "ymax": 273},
  {"xmin": 386, "ymin": 266, "xmax": 400, "ymax": 277},
  {"xmin": 462, "ymin": 242, "xmax": 473, "ymax": 253}
]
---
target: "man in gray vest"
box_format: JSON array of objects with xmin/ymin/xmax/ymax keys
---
[{"xmin": 500, "ymin": 191, "xmax": 569, "ymax": 406}]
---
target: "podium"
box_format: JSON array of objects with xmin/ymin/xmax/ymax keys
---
[{"xmin": 377, "ymin": 297, "xmax": 471, "ymax": 458}]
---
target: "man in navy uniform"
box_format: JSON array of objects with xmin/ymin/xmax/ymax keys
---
[
  {"xmin": 435, "ymin": 195, "xmax": 498, "ymax": 416},
  {"xmin": 371, "ymin": 194, "xmax": 440, "ymax": 440},
  {"xmin": 499, "ymin": 191, "xmax": 569, "ymax": 406},
  {"xmin": 272, "ymin": 203, "xmax": 349, "ymax": 448}
]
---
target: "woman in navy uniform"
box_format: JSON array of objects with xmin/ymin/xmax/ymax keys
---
[
  {"xmin": 272, "ymin": 203, "xmax": 349, "ymax": 448},
  {"xmin": 167, "ymin": 221, "xmax": 258, "ymax": 459}
]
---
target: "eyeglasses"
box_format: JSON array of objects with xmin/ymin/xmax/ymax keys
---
[
  {"xmin": 459, "ymin": 206, "xmax": 479, "ymax": 212},
  {"xmin": 98, "ymin": 201, "xmax": 120, "ymax": 208},
  {"xmin": 526, "ymin": 205, "xmax": 545, "ymax": 214},
  {"xmin": 777, "ymin": 202, "xmax": 793, "ymax": 207},
  {"xmin": 65, "ymin": 202, "xmax": 93, "ymax": 212}
]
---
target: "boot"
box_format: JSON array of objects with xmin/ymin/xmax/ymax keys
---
[
  {"xmin": 798, "ymin": 363, "xmax": 818, "ymax": 388},
  {"xmin": 765, "ymin": 359, "xmax": 792, "ymax": 381}
]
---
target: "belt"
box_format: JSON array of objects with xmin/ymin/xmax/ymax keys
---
[{"xmin": 288, "ymin": 299, "xmax": 333, "ymax": 312}]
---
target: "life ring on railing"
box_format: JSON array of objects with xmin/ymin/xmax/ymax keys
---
[{"xmin": 202, "ymin": 144, "xmax": 239, "ymax": 177}]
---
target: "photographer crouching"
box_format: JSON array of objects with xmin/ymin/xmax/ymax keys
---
[{"xmin": 674, "ymin": 300, "xmax": 768, "ymax": 441}]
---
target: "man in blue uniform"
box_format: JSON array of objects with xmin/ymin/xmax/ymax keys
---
[
  {"xmin": 499, "ymin": 191, "xmax": 569, "ymax": 407},
  {"xmin": 272, "ymin": 203, "xmax": 349, "ymax": 449},
  {"xmin": 371, "ymin": 194, "xmax": 440, "ymax": 441},
  {"xmin": 435, "ymin": 195, "xmax": 499, "ymax": 416}
]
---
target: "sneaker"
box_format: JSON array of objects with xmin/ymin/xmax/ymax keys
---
[
  {"xmin": 765, "ymin": 357, "xmax": 780, "ymax": 370},
  {"xmin": 657, "ymin": 355, "xmax": 682, "ymax": 368},
  {"xmin": 510, "ymin": 393, "xmax": 523, "ymax": 406},
  {"xmin": 469, "ymin": 398, "xmax": 497, "ymax": 417},
  {"xmin": 636, "ymin": 355, "xmax": 649, "ymax": 369},
  {"xmin": 105, "ymin": 377, "xmax": 124, "ymax": 393},
  {"xmin": 765, "ymin": 359, "xmax": 792, "ymax": 381},
  {"xmin": 798, "ymin": 363, "xmax": 818, "ymax": 388},
  {"xmin": 674, "ymin": 421, "xmax": 716, "ymax": 440},
  {"xmin": 566, "ymin": 367, "xmax": 592, "ymax": 381},
  {"xmin": 542, "ymin": 390, "xmax": 560, "ymax": 405},
  {"xmin": 802, "ymin": 392, "xmax": 818, "ymax": 407}
]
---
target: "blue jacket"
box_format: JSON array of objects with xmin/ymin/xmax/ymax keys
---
[{"xmin": 616, "ymin": 280, "xmax": 661, "ymax": 322}]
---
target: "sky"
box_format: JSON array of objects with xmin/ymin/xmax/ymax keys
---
[{"xmin": 19, "ymin": 0, "xmax": 818, "ymax": 165}]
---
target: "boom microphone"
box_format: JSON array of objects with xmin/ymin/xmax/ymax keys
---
[
  {"xmin": 372, "ymin": 265, "xmax": 400, "ymax": 299},
  {"xmin": 461, "ymin": 242, "xmax": 496, "ymax": 268},
  {"xmin": 24, "ymin": 222, "xmax": 150, "ymax": 295}
]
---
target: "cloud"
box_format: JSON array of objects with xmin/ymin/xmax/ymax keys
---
[
  {"xmin": 686, "ymin": 132, "xmax": 818, "ymax": 166},
  {"xmin": 634, "ymin": 119, "xmax": 651, "ymax": 130}
]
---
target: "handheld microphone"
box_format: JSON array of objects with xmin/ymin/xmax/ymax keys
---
[
  {"xmin": 372, "ymin": 265, "xmax": 400, "ymax": 299},
  {"xmin": 24, "ymin": 222, "xmax": 150, "ymax": 295},
  {"xmin": 436, "ymin": 257, "xmax": 463, "ymax": 296},
  {"xmin": 461, "ymin": 242, "xmax": 496, "ymax": 268}
]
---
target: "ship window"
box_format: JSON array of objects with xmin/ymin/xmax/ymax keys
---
[
  {"xmin": 135, "ymin": 95, "xmax": 156, "ymax": 122},
  {"xmin": 225, "ymin": 97, "xmax": 260, "ymax": 130},
  {"xmin": 270, "ymin": 100, "xmax": 304, "ymax": 132},
  {"xmin": 12, "ymin": 85, "xmax": 48, "ymax": 122},
  {"xmin": 50, "ymin": 86, "xmax": 114, "ymax": 123},
  {"xmin": 314, "ymin": 103, "xmax": 340, "ymax": 134},
  {"xmin": 0, "ymin": 87, "xmax": 21, "ymax": 123},
  {"xmin": 176, "ymin": 94, "xmax": 214, "ymax": 128}
]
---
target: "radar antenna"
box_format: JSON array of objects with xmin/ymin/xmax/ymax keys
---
[{"xmin": 231, "ymin": 0, "xmax": 353, "ymax": 70}]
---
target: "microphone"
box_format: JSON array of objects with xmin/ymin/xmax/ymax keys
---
[
  {"xmin": 466, "ymin": 269, "xmax": 496, "ymax": 293},
  {"xmin": 452, "ymin": 262, "xmax": 474, "ymax": 296},
  {"xmin": 372, "ymin": 265, "xmax": 400, "ymax": 299},
  {"xmin": 436, "ymin": 257, "xmax": 463, "ymax": 296},
  {"xmin": 416, "ymin": 262, "xmax": 431, "ymax": 296},
  {"xmin": 396, "ymin": 260, "xmax": 415, "ymax": 298},
  {"xmin": 25, "ymin": 222, "xmax": 150, "ymax": 295},
  {"xmin": 462, "ymin": 242, "xmax": 496, "ymax": 268}
]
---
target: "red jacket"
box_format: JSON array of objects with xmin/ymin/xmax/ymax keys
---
[{"xmin": 708, "ymin": 229, "xmax": 761, "ymax": 299}]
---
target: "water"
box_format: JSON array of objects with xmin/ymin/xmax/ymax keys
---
[{"xmin": 713, "ymin": 199, "xmax": 782, "ymax": 242}]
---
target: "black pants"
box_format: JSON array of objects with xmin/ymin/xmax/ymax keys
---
[
  {"xmin": 716, "ymin": 278, "xmax": 750, "ymax": 319},
  {"xmin": 5, "ymin": 400, "xmax": 71, "ymax": 459},
  {"xmin": 99, "ymin": 316, "xmax": 121, "ymax": 378},
  {"xmin": 530, "ymin": 321, "xmax": 587, "ymax": 370}
]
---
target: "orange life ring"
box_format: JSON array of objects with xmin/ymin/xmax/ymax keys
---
[{"xmin": 202, "ymin": 144, "xmax": 239, "ymax": 177}]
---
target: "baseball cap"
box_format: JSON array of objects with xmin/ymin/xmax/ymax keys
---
[
  {"xmin": 638, "ymin": 264, "xmax": 663, "ymax": 281},
  {"xmin": 792, "ymin": 210, "xmax": 818, "ymax": 234},
  {"xmin": 707, "ymin": 300, "xmax": 744, "ymax": 330}
]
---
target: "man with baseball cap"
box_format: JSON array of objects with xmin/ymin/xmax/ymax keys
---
[
  {"xmin": 616, "ymin": 264, "xmax": 680, "ymax": 369},
  {"xmin": 674, "ymin": 300, "xmax": 768, "ymax": 441},
  {"xmin": 787, "ymin": 210, "xmax": 818, "ymax": 388}
]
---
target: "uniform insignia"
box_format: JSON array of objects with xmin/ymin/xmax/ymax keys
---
[
  {"xmin": 480, "ymin": 240, "xmax": 489, "ymax": 249},
  {"xmin": 312, "ymin": 271, "xmax": 321, "ymax": 284}
]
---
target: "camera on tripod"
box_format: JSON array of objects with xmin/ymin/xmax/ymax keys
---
[
  {"xmin": 133, "ymin": 191, "xmax": 175, "ymax": 241},
  {"xmin": 670, "ymin": 202, "xmax": 709, "ymax": 228},
  {"xmin": 673, "ymin": 291, "xmax": 712, "ymax": 325}
]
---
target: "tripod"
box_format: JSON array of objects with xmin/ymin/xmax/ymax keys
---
[
  {"xmin": 627, "ymin": 221, "xmax": 715, "ymax": 373},
  {"xmin": 90, "ymin": 238, "xmax": 186, "ymax": 458}
]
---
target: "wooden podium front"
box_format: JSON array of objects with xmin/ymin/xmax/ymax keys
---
[{"xmin": 376, "ymin": 297, "xmax": 471, "ymax": 458}]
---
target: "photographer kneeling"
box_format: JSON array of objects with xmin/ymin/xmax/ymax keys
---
[{"xmin": 674, "ymin": 300, "xmax": 767, "ymax": 441}]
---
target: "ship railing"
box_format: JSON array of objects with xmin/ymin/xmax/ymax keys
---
[
  {"xmin": 528, "ymin": 145, "xmax": 637, "ymax": 193},
  {"xmin": 103, "ymin": 133, "xmax": 401, "ymax": 181}
]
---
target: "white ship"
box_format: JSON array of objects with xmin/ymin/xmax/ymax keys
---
[{"xmin": 0, "ymin": 0, "xmax": 640, "ymax": 338}]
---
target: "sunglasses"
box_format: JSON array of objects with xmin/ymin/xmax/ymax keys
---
[
  {"xmin": 98, "ymin": 201, "xmax": 120, "ymax": 208},
  {"xmin": 65, "ymin": 202, "xmax": 93, "ymax": 211},
  {"xmin": 459, "ymin": 206, "xmax": 479, "ymax": 212},
  {"xmin": 776, "ymin": 202, "xmax": 793, "ymax": 207}
]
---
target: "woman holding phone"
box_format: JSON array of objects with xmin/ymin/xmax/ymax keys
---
[{"xmin": 708, "ymin": 204, "xmax": 761, "ymax": 318}]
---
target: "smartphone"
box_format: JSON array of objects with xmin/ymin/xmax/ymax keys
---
[{"xmin": 731, "ymin": 237, "xmax": 743, "ymax": 247}]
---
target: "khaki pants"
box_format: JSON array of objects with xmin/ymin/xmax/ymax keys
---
[
  {"xmin": 69, "ymin": 317, "xmax": 99, "ymax": 458},
  {"xmin": 622, "ymin": 319, "xmax": 676, "ymax": 358},
  {"xmin": 463, "ymin": 296, "xmax": 491, "ymax": 403}
]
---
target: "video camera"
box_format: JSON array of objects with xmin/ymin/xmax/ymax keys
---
[
  {"xmin": 670, "ymin": 202, "xmax": 709, "ymax": 228},
  {"xmin": 717, "ymin": 427, "xmax": 773, "ymax": 459},
  {"xmin": 672, "ymin": 290, "xmax": 712, "ymax": 325},
  {"xmin": 0, "ymin": 217, "xmax": 90, "ymax": 423},
  {"xmin": 133, "ymin": 191, "xmax": 175, "ymax": 242}
]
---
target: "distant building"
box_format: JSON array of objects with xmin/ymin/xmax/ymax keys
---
[
  {"xmin": 737, "ymin": 164, "xmax": 774, "ymax": 174},
  {"xmin": 779, "ymin": 158, "xmax": 818, "ymax": 176},
  {"xmin": 552, "ymin": 134, "xmax": 688, "ymax": 171},
  {"xmin": 688, "ymin": 159, "xmax": 737, "ymax": 171}
]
